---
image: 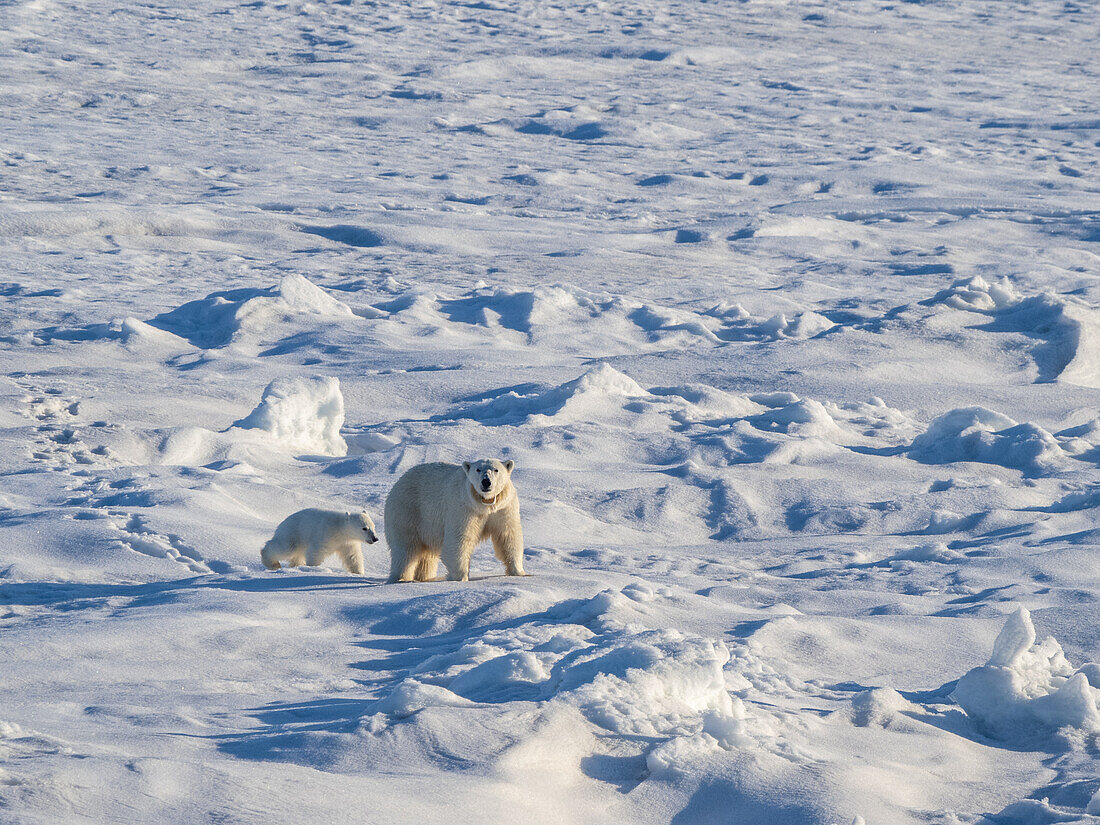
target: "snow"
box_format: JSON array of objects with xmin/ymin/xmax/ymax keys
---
[
  {"xmin": 232, "ymin": 375, "xmax": 348, "ymax": 457},
  {"xmin": 3, "ymin": 0, "xmax": 1100, "ymax": 823},
  {"xmin": 951, "ymin": 608, "xmax": 1100, "ymax": 740},
  {"xmin": 909, "ymin": 406, "xmax": 1067, "ymax": 476}
]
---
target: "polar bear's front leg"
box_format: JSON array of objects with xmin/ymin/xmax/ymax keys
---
[
  {"xmin": 442, "ymin": 521, "xmax": 480, "ymax": 582},
  {"xmin": 491, "ymin": 514, "xmax": 526, "ymax": 576},
  {"xmin": 340, "ymin": 543, "xmax": 365, "ymax": 575}
]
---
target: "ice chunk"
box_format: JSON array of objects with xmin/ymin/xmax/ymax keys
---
[
  {"xmin": 987, "ymin": 606, "xmax": 1036, "ymax": 667},
  {"xmin": 231, "ymin": 376, "xmax": 347, "ymax": 456},
  {"xmin": 951, "ymin": 607, "xmax": 1100, "ymax": 739}
]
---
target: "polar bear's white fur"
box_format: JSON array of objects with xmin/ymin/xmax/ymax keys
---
[
  {"xmin": 261, "ymin": 508, "xmax": 378, "ymax": 574},
  {"xmin": 384, "ymin": 458, "xmax": 525, "ymax": 583}
]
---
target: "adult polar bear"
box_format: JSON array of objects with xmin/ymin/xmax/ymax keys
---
[{"xmin": 385, "ymin": 458, "xmax": 526, "ymax": 583}]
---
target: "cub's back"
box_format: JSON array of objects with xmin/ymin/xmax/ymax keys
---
[{"xmin": 278, "ymin": 508, "xmax": 341, "ymax": 540}]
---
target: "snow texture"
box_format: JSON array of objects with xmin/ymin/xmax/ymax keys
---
[
  {"xmin": 2, "ymin": 0, "xmax": 1100, "ymax": 823},
  {"xmin": 951, "ymin": 608, "xmax": 1100, "ymax": 740},
  {"xmin": 233, "ymin": 375, "xmax": 348, "ymax": 457}
]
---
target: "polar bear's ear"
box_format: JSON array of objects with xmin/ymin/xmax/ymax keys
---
[
  {"xmin": 462, "ymin": 461, "xmax": 471, "ymax": 473},
  {"xmin": 504, "ymin": 459, "xmax": 514, "ymax": 473}
]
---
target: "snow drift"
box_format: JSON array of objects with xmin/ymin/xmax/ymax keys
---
[
  {"xmin": 231, "ymin": 376, "xmax": 347, "ymax": 456},
  {"xmin": 951, "ymin": 607, "xmax": 1100, "ymax": 739},
  {"xmin": 149, "ymin": 273, "xmax": 354, "ymax": 348},
  {"xmin": 909, "ymin": 407, "xmax": 1065, "ymax": 476}
]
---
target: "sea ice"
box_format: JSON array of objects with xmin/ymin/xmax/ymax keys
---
[{"xmin": 951, "ymin": 607, "xmax": 1100, "ymax": 739}]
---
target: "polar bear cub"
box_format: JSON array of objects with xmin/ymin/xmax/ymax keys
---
[
  {"xmin": 385, "ymin": 458, "xmax": 525, "ymax": 583},
  {"xmin": 261, "ymin": 508, "xmax": 379, "ymax": 575}
]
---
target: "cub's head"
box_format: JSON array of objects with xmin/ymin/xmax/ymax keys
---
[
  {"xmin": 349, "ymin": 511, "xmax": 378, "ymax": 543},
  {"xmin": 463, "ymin": 458, "xmax": 514, "ymax": 499}
]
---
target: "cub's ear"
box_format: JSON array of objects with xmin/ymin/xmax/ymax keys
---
[
  {"xmin": 504, "ymin": 459, "xmax": 514, "ymax": 473},
  {"xmin": 462, "ymin": 461, "xmax": 471, "ymax": 473}
]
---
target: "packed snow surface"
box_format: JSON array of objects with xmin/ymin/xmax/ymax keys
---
[{"xmin": 2, "ymin": 0, "xmax": 1100, "ymax": 823}]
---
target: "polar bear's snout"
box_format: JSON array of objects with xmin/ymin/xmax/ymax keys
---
[
  {"xmin": 355, "ymin": 511, "xmax": 379, "ymax": 543},
  {"xmin": 463, "ymin": 458, "xmax": 515, "ymax": 498}
]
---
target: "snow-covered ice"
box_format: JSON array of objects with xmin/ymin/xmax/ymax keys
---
[{"xmin": 2, "ymin": 0, "xmax": 1100, "ymax": 823}]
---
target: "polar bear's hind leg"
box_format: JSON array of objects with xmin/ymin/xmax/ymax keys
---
[
  {"xmin": 388, "ymin": 537, "xmax": 421, "ymax": 583},
  {"xmin": 413, "ymin": 549, "xmax": 439, "ymax": 581}
]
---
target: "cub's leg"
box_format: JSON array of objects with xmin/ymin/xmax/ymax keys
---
[
  {"xmin": 287, "ymin": 544, "xmax": 307, "ymax": 568},
  {"xmin": 305, "ymin": 544, "xmax": 330, "ymax": 567},
  {"xmin": 339, "ymin": 542, "xmax": 365, "ymax": 575}
]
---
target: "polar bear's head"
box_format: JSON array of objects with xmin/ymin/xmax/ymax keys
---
[
  {"xmin": 349, "ymin": 511, "xmax": 379, "ymax": 543},
  {"xmin": 463, "ymin": 458, "xmax": 514, "ymax": 500}
]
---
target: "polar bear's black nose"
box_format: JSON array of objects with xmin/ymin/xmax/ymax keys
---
[{"xmin": 481, "ymin": 478, "xmax": 491, "ymax": 491}]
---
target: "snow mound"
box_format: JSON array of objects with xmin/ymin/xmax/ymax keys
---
[
  {"xmin": 149, "ymin": 273, "xmax": 353, "ymax": 348},
  {"xmin": 927, "ymin": 275, "xmax": 1022, "ymax": 312},
  {"xmin": 369, "ymin": 587, "xmax": 744, "ymax": 769},
  {"xmin": 370, "ymin": 680, "xmax": 479, "ymax": 719},
  {"xmin": 756, "ymin": 310, "xmax": 835, "ymax": 340},
  {"xmin": 951, "ymin": 607, "xmax": 1100, "ymax": 739},
  {"xmin": 451, "ymin": 364, "xmax": 647, "ymax": 425},
  {"xmin": 926, "ymin": 278, "xmax": 1100, "ymax": 388},
  {"xmin": 231, "ymin": 376, "xmax": 347, "ymax": 456},
  {"xmin": 1052, "ymin": 300, "xmax": 1100, "ymax": 389},
  {"xmin": 696, "ymin": 304, "xmax": 835, "ymax": 342},
  {"xmin": 909, "ymin": 407, "xmax": 1065, "ymax": 475},
  {"xmin": 889, "ymin": 542, "xmax": 964, "ymax": 563},
  {"xmin": 983, "ymin": 293, "xmax": 1100, "ymax": 388},
  {"xmin": 560, "ymin": 630, "xmax": 739, "ymax": 737},
  {"xmin": 652, "ymin": 384, "xmax": 764, "ymax": 422},
  {"xmin": 851, "ymin": 688, "xmax": 916, "ymax": 729},
  {"xmin": 749, "ymin": 398, "xmax": 847, "ymax": 440}
]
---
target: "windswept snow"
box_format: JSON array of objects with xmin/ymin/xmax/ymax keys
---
[
  {"xmin": 952, "ymin": 607, "xmax": 1100, "ymax": 739},
  {"xmin": 232, "ymin": 375, "xmax": 348, "ymax": 457},
  {"xmin": 3, "ymin": 0, "xmax": 1100, "ymax": 823}
]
